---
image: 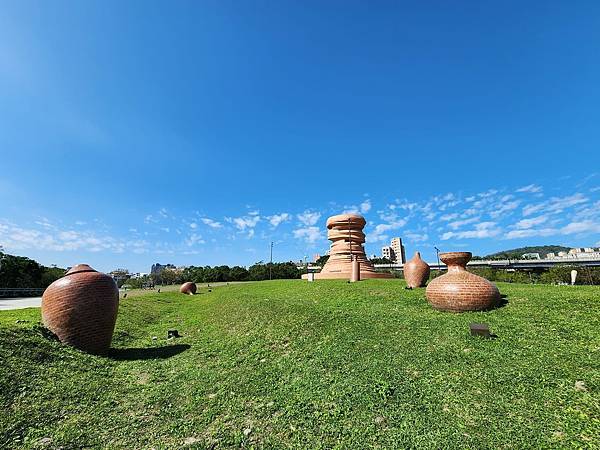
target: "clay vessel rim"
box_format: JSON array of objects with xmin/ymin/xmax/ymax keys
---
[
  {"xmin": 65, "ymin": 264, "xmax": 98, "ymax": 276},
  {"xmin": 439, "ymin": 251, "xmax": 472, "ymax": 258},
  {"xmin": 326, "ymin": 213, "xmax": 366, "ymax": 228}
]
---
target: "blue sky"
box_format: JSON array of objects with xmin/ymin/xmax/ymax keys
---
[{"xmin": 1, "ymin": 1, "xmax": 599, "ymax": 273}]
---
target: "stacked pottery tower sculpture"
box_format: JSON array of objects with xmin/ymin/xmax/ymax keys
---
[{"xmin": 305, "ymin": 213, "xmax": 392, "ymax": 280}]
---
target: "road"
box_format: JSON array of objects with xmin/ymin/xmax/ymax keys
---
[
  {"xmin": 0, "ymin": 281, "xmax": 259, "ymax": 311},
  {"xmin": 0, "ymin": 297, "xmax": 42, "ymax": 311}
]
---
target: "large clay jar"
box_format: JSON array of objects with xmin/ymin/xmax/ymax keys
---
[
  {"xmin": 42, "ymin": 264, "xmax": 119, "ymax": 354},
  {"xmin": 403, "ymin": 251, "xmax": 430, "ymax": 288},
  {"xmin": 180, "ymin": 282, "xmax": 197, "ymax": 295},
  {"xmin": 426, "ymin": 252, "xmax": 500, "ymax": 312}
]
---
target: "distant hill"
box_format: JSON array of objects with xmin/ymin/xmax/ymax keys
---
[{"xmin": 474, "ymin": 245, "xmax": 571, "ymax": 260}]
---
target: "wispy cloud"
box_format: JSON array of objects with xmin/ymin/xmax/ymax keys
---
[
  {"xmin": 514, "ymin": 215, "xmax": 548, "ymax": 229},
  {"xmin": 185, "ymin": 233, "xmax": 205, "ymax": 246},
  {"xmin": 267, "ymin": 213, "xmax": 290, "ymax": 227},
  {"xmin": 226, "ymin": 214, "xmax": 260, "ymax": 231},
  {"xmin": 0, "ymin": 220, "xmax": 138, "ymax": 253},
  {"xmin": 516, "ymin": 184, "xmax": 543, "ymax": 194},
  {"xmin": 441, "ymin": 222, "xmax": 501, "ymax": 240},
  {"xmin": 293, "ymin": 226, "xmax": 322, "ymax": 244},
  {"xmin": 201, "ymin": 218, "xmax": 223, "ymax": 229},
  {"xmin": 297, "ymin": 210, "xmax": 321, "ymax": 226}
]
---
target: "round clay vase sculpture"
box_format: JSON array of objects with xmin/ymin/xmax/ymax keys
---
[
  {"xmin": 403, "ymin": 251, "xmax": 430, "ymax": 288},
  {"xmin": 180, "ymin": 282, "xmax": 197, "ymax": 295},
  {"xmin": 425, "ymin": 252, "xmax": 500, "ymax": 312},
  {"xmin": 42, "ymin": 264, "xmax": 119, "ymax": 354}
]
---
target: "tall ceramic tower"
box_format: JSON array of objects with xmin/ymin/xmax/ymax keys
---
[{"xmin": 306, "ymin": 213, "xmax": 393, "ymax": 279}]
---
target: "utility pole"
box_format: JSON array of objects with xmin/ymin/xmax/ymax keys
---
[
  {"xmin": 269, "ymin": 241, "xmax": 273, "ymax": 280},
  {"xmin": 434, "ymin": 246, "xmax": 441, "ymax": 276},
  {"xmin": 348, "ymin": 217, "xmax": 352, "ymax": 264}
]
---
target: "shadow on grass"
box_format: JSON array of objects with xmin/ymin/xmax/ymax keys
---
[
  {"xmin": 108, "ymin": 344, "xmax": 190, "ymax": 361},
  {"xmin": 497, "ymin": 293, "xmax": 509, "ymax": 309}
]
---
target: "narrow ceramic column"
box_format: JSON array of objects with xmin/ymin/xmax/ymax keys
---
[{"xmin": 350, "ymin": 257, "xmax": 360, "ymax": 282}]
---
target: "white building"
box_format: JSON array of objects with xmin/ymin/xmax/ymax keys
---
[
  {"xmin": 381, "ymin": 246, "xmax": 393, "ymax": 260},
  {"xmin": 390, "ymin": 237, "xmax": 406, "ymax": 264},
  {"xmin": 547, "ymin": 248, "xmax": 600, "ymax": 260},
  {"xmin": 380, "ymin": 237, "xmax": 406, "ymax": 263}
]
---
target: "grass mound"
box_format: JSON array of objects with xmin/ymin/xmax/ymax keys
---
[{"xmin": 1, "ymin": 280, "xmax": 598, "ymax": 448}]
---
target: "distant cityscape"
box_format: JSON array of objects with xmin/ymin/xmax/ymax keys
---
[{"xmin": 104, "ymin": 242, "xmax": 600, "ymax": 285}]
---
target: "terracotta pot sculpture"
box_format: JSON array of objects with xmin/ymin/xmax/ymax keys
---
[
  {"xmin": 302, "ymin": 213, "xmax": 392, "ymax": 279},
  {"xmin": 180, "ymin": 282, "xmax": 197, "ymax": 295},
  {"xmin": 425, "ymin": 252, "xmax": 500, "ymax": 312},
  {"xmin": 403, "ymin": 251, "xmax": 430, "ymax": 288},
  {"xmin": 42, "ymin": 264, "xmax": 119, "ymax": 354}
]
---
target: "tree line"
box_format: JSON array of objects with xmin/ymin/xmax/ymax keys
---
[
  {"xmin": 0, "ymin": 252, "xmax": 65, "ymax": 288},
  {"xmin": 126, "ymin": 261, "xmax": 302, "ymax": 288}
]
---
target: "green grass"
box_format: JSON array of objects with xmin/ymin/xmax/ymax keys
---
[{"xmin": 1, "ymin": 280, "xmax": 598, "ymax": 449}]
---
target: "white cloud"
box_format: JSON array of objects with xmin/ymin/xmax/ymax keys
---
[
  {"xmin": 560, "ymin": 220, "xmax": 600, "ymax": 235},
  {"xmin": 405, "ymin": 232, "xmax": 428, "ymax": 242},
  {"xmin": 514, "ymin": 215, "xmax": 548, "ymax": 229},
  {"xmin": 297, "ymin": 210, "xmax": 321, "ymax": 226},
  {"xmin": 447, "ymin": 217, "xmax": 480, "ymax": 230},
  {"xmin": 293, "ymin": 226, "xmax": 322, "ymax": 244},
  {"xmin": 516, "ymin": 184, "xmax": 543, "ymax": 193},
  {"xmin": 522, "ymin": 203, "xmax": 545, "ymax": 217},
  {"xmin": 523, "ymin": 193, "xmax": 588, "ymax": 217},
  {"xmin": 190, "ymin": 222, "xmax": 198, "ymax": 229},
  {"xmin": 546, "ymin": 193, "xmax": 588, "ymax": 214},
  {"xmin": 185, "ymin": 233, "xmax": 205, "ymax": 246},
  {"xmin": 441, "ymin": 222, "xmax": 500, "ymax": 240},
  {"xmin": 268, "ymin": 213, "xmax": 290, "ymax": 227},
  {"xmin": 0, "ymin": 221, "xmax": 136, "ymax": 254},
  {"xmin": 369, "ymin": 219, "xmax": 407, "ymax": 243},
  {"xmin": 226, "ymin": 215, "xmax": 260, "ymax": 230},
  {"xmin": 504, "ymin": 228, "xmax": 557, "ymax": 239},
  {"xmin": 440, "ymin": 213, "xmax": 459, "ymax": 221},
  {"xmin": 373, "ymin": 220, "xmax": 407, "ymax": 234},
  {"xmin": 503, "ymin": 218, "xmax": 600, "ymax": 239},
  {"xmin": 360, "ymin": 200, "xmax": 372, "ymax": 213},
  {"xmin": 489, "ymin": 200, "xmax": 520, "ymax": 219},
  {"xmin": 201, "ymin": 218, "xmax": 223, "ymax": 229}
]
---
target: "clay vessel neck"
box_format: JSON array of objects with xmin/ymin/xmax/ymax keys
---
[
  {"xmin": 439, "ymin": 252, "xmax": 471, "ymax": 273},
  {"xmin": 447, "ymin": 264, "xmax": 465, "ymax": 273}
]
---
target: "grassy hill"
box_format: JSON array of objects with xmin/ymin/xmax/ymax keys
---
[
  {"xmin": 1, "ymin": 280, "xmax": 598, "ymax": 448},
  {"xmin": 477, "ymin": 245, "xmax": 571, "ymax": 260}
]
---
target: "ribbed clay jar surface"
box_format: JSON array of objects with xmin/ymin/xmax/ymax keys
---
[
  {"xmin": 425, "ymin": 252, "xmax": 500, "ymax": 312},
  {"xmin": 180, "ymin": 282, "xmax": 197, "ymax": 295},
  {"xmin": 42, "ymin": 264, "xmax": 119, "ymax": 354},
  {"xmin": 403, "ymin": 251, "xmax": 430, "ymax": 288}
]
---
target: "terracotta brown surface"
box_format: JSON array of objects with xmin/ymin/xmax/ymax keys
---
[
  {"xmin": 425, "ymin": 252, "xmax": 500, "ymax": 312},
  {"xmin": 350, "ymin": 258, "xmax": 361, "ymax": 282},
  {"xmin": 180, "ymin": 282, "xmax": 197, "ymax": 295},
  {"xmin": 303, "ymin": 213, "xmax": 392, "ymax": 280},
  {"xmin": 42, "ymin": 264, "xmax": 119, "ymax": 354},
  {"xmin": 403, "ymin": 251, "xmax": 430, "ymax": 288}
]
